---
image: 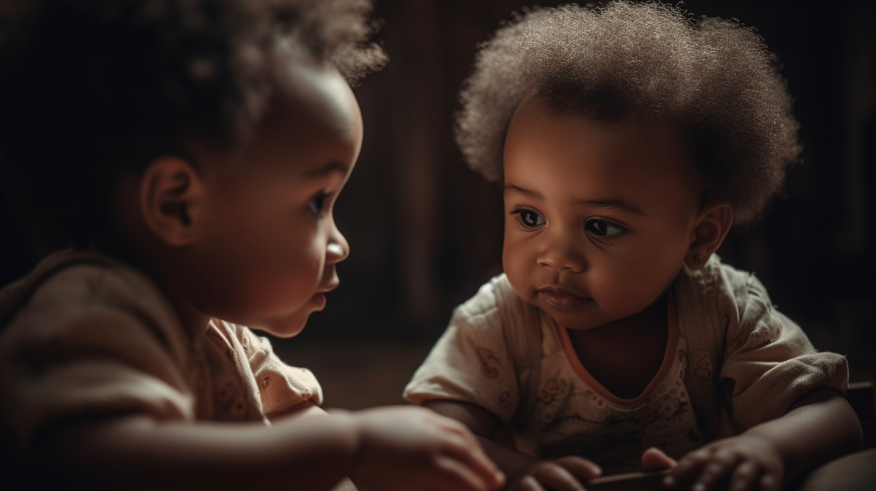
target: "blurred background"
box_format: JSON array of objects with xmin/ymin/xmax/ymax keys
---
[{"xmin": 1, "ymin": 0, "xmax": 874, "ymax": 409}]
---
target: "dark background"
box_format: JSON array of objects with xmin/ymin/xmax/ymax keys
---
[{"xmin": 1, "ymin": 0, "xmax": 874, "ymax": 409}]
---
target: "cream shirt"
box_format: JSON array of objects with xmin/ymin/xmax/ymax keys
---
[
  {"xmin": 404, "ymin": 259, "xmax": 848, "ymax": 472},
  {"xmin": 0, "ymin": 250, "xmax": 322, "ymax": 445}
]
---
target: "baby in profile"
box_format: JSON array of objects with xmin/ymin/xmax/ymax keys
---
[{"xmin": 405, "ymin": 2, "xmax": 862, "ymax": 490}]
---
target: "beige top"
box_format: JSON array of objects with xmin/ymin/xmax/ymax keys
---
[
  {"xmin": 0, "ymin": 250, "xmax": 322, "ymax": 445},
  {"xmin": 404, "ymin": 259, "xmax": 848, "ymax": 472}
]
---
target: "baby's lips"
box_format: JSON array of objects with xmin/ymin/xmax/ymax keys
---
[
  {"xmin": 537, "ymin": 287, "xmax": 592, "ymax": 309},
  {"xmin": 539, "ymin": 284, "xmax": 576, "ymax": 295},
  {"xmin": 537, "ymin": 284, "xmax": 589, "ymax": 300}
]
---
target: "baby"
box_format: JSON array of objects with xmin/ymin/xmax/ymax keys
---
[
  {"xmin": 404, "ymin": 2, "xmax": 862, "ymax": 491},
  {"xmin": 0, "ymin": 1, "xmax": 504, "ymax": 490}
]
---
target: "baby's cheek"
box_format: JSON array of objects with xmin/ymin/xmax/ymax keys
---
[
  {"xmin": 596, "ymin": 269, "xmax": 657, "ymax": 315},
  {"xmin": 503, "ymin": 258, "xmax": 535, "ymax": 303}
]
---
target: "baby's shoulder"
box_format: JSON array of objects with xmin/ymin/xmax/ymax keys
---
[
  {"xmin": 677, "ymin": 256, "xmax": 774, "ymax": 318},
  {"xmin": 676, "ymin": 255, "xmax": 792, "ymax": 357},
  {"xmin": 18, "ymin": 252, "xmax": 168, "ymax": 313},
  {"xmin": 1, "ymin": 251, "xmax": 183, "ymax": 350},
  {"xmin": 454, "ymin": 273, "xmax": 532, "ymax": 323}
]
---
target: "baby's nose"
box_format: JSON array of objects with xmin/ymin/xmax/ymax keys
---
[
  {"xmin": 326, "ymin": 231, "xmax": 350, "ymax": 265},
  {"xmin": 537, "ymin": 236, "xmax": 586, "ymax": 273}
]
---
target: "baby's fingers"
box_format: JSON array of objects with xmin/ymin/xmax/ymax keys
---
[
  {"xmin": 529, "ymin": 463, "xmax": 587, "ymax": 491},
  {"xmin": 641, "ymin": 447, "xmax": 677, "ymax": 470},
  {"xmin": 665, "ymin": 447, "xmax": 711, "ymax": 488},
  {"xmin": 728, "ymin": 461, "xmax": 762, "ymax": 491},
  {"xmin": 690, "ymin": 449, "xmax": 741, "ymax": 491},
  {"xmin": 553, "ymin": 456, "xmax": 602, "ymax": 480},
  {"xmin": 757, "ymin": 472, "xmax": 781, "ymax": 491},
  {"xmin": 518, "ymin": 475, "xmax": 546, "ymax": 491},
  {"xmin": 726, "ymin": 461, "xmax": 781, "ymax": 491},
  {"xmin": 440, "ymin": 434, "xmax": 505, "ymax": 489},
  {"xmin": 427, "ymin": 454, "xmax": 496, "ymax": 491},
  {"xmin": 436, "ymin": 414, "xmax": 487, "ymax": 449}
]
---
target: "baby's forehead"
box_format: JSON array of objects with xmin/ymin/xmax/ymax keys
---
[
  {"xmin": 510, "ymin": 95, "xmax": 693, "ymax": 157},
  {"xmin": 505, "ymin": 96, "xmax": 703, "ymax": 192},
  {"xmin": 274, "ymin": 63, "xmax": 362, "ymax": 139}
]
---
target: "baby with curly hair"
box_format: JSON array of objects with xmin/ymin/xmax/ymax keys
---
[
  {"xmin": 0, "ymin": 1, "xmax": 506, "ymax": 490},
  {"xmin": 404, "ymin": 2, "xmax": 862, "ymax": 490}
]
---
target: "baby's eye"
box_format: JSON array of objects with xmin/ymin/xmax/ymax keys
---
[
  {"xmin": 308, "ymin": 192, "xmax": 328, "ymax": 216},
  {"xmin": 585, "ymin": 219, "xmax": 626, "ymax": 240},
  {"xmin": 512, "ymin": 209, "xmax": 546, "ymax": 228}
]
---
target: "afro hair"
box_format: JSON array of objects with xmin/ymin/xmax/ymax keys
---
[
  {"xmin": 0, "ymin": 0, "xmax": 386, "ymax": 250},
  {"xmin": 455, "ymin": 1, "xmax": 801, "ymax": 223}
]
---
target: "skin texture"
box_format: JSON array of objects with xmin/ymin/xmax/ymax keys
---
[
  {"xmin": 131, "ymin": 50, "xmax": 361, "ymax": 339},
  {"xmin": 426, "ymin": 96, "xmax": 861, "ymax": 491},
  {"xmin": 44, "ymin": 49, "xmax": 505, "ymax": 491},
  {"xmin": 502, "ymin": 100, "xmax": 707, "ymax": 336},
  {"xmin": 664, "ymin": 388, "xmax": 861, "ymax": 491}
]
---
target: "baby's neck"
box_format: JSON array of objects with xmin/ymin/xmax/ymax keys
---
[{"xmin": 566, "ymin": 294, "xmax": 670, "ymax": 399}]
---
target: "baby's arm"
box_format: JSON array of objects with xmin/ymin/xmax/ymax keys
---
[
  {"xmin": 425, "ymin": 399, "xmax": 601, "ymax": 491},
  {"xmin": 665, "ymin": 388, "xmax": 862, "ymax": 491},
  {"xmin": 38, "ymin": 404, "xmax": 504, "ymax": 491}
]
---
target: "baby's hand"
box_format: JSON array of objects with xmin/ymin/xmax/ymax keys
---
[
  {"xmin": 347, "ymin": 406, "xmax": 505, "ymax": 491},
  {"xmin": 664, "ymin": 435, "xmax": 783, "ymax": 491},
  {"xmin": 513, "ymin": 456, "xmax": 602, "ymax": 491}
]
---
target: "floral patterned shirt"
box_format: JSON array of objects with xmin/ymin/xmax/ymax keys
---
[{"xmin": 404, "ymin": 263, "xmax": 848, "ymax": 473}]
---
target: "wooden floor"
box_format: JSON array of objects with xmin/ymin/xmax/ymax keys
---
[{"xmin": 272, "ymin": 341, "xmax": 435, "ymax": 410}]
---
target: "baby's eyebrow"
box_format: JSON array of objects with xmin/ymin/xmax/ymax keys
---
[
  {"xmin": 504, "ymin": 184, "xmax": 541, "ymax": 199},
  {"xmin": 305, "ymin": 161, "xmax": 350, "ymax": 178},
  {"xmin": 505, "ymin": 184, "xmax": 645, "ymax": 216},
  {"xmin": 576, "ymin": 198, "xmax": 646, "ymax": 216}
]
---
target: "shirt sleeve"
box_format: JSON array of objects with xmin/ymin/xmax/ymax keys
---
[
  {"xmin": 403, "ymin": 280, "xmax": 521, "ymax": 425},
  {"xmin": 718, "ymin": 270, "xmax": 848, "ymax": 429},
  {"xmin": 0, "ymin": 265, "xmax": 196, "ymax": 445}
]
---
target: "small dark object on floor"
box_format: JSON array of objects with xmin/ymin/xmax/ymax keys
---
[{"xmin": 585, "ymin": 469, "xmax": 670, "ymax": 491}]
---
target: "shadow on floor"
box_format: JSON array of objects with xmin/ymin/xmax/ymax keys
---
[{"xmin": 272, "ymin": 341, "xmax": 434, "ymax": 410}]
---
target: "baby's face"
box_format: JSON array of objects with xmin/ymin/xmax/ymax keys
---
[
  {"xmin": 185, "ymin": 54, "xmax": 362, "ymax": 338},
  {"xmin": 502, "ymin": 97, "xmax": 703, "ymax": 331}
]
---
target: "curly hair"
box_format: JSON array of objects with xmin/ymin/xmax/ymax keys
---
[
  {"xmin": 0, "ymin": 0, "xmax": 386, "ymax": 251},
  {"xmin": 455, "ymin": 1, "xmax": 800, "ymax": 223}
]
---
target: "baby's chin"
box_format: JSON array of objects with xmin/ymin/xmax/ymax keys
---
[
  {"xmin": 249, "ymin": 310, "xmax": 313, "ymax": 338},
  {"xmin": 548, "ymin": 316, "xmax": 603, "ymax": 331},
  {"xmin": 527, "ymin": 297, "xmax": 600, "ymax": 330},
  {"xmin": 539, "ymin": 305, "xmax": 609, "ymax": 331},
  {"xmin": 246, "ymin": 292, "xmax": 330, "ymax": 338}
]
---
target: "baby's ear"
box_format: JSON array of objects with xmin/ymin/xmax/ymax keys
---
[
  {"xmin": 139, "ymin": 156, "xmax": 204, "ymax": 247},
  {"xmin": 685, "ymin": 201, "xmax": 733, "ymax": 270}
]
